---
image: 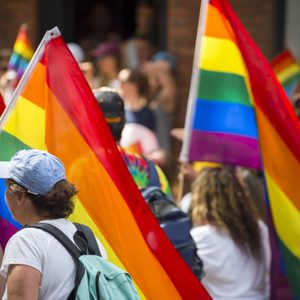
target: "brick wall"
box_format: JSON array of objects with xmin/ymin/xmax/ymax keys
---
[
  {"xmin": 0, "ymin": 0, "xmax": 37, "ymax": 51},
  {"xmin": 167, "ymin": 0, "xmax": 276, "ymax": 157},
  {"xmin": 230, "ymin": 0, "xmax": 275, "ymax": 58}
]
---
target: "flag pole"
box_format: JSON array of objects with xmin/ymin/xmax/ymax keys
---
[
  {"xmin": 179, "ymin": 0, "xmax": 209, "ymax": 162},
  {"xmin": 0, "ymin": 27, "xmax": 61, "ymax": 129},
  {"xmin": 177, "ymin": 0, "xmax": 209, "ymax": 203}
]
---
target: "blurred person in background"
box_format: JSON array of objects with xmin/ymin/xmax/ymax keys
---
[
  {"xmin": 79, "ymin": 3, "xmax": 120, "ymax": 55},
  {"xmin": 0, "ymin": 70, "xmax": 17, "ymax": 104},
  {"xmin": 79, "ymin": 61, "xmax": 99, "ymax": 89},
  {"xmin": 122, "ymin": 35, "xmax": 154, "ymax": 71},
  {"xmin": 134, "ymin": 0, "xmax": 156, "ymax": 44},
  {"xmin": 190, "ymin": 167, "xmax": 270, "ymax": 299},
  {"xmin": 93, "ymin": 88, "xmax": 171, "ymax": 195},
  {"xmin": 119, "ymin": 68, "xmax": 155, "ymax": 131},
  {"xmin": 122, "ymin": 0, "xmax": 156, "ymax": 70},
  {"xmin": 67, "ymin": 43, "xmax": 100, "ymax": 89},
  {"xmin": 118, "ymin": 69, "xmax": 167, "ymax": 164},
  {"xmin": 67, "ymin": 43, "xmax": 85, "ymax": 64},
  {"xmin": 145, "ymin": 51, "xmax": 177, "ymax": 155},
  {"xmin": 92, "ymin": 41, "xmax": 121, "ymax": 89}
]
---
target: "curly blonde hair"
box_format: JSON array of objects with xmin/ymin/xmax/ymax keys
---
[{"xmin": 190, "ymin": 167, "xmax": 262, "ymax": 259}]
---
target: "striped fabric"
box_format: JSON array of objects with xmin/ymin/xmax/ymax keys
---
[
  {"xmin": 8, "ymin": 23, "xmax": 33, "ymax": 83},
  {"xmin": 181, "ymin": 0, "xmax": 260, "ymax": 169},
  {"xmin": 271, "ymin": 50, "xmax": 300, "ymax": 97},
  {"xmin": 182, "ymin": 0, "xmax": 300, "ymax": 298},
  {"xmin": 0, "ymin": 28, "xmax": 210, "ymax": 299}
]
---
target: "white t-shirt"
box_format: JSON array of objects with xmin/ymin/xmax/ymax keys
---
[
  {"xmin": 120, "ymin": 123, "xmax": 159, "ymax": 155},
  {"xmin": 190, "ymin": 221, "xmax": 270, "ymax": 300},
  {"xmin": 0, "ymin": 218, "xmax": 107, "ymax": 300}
]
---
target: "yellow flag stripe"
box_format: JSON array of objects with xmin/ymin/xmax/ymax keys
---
[
  {"xmin": 277, "ymin": 64, "xmax": 300, "ymax": 83},
  {"xmin": 3, "ymin": 96, "xmax": 47, "ymax": 150},
  {"xmin": 14, "ymin": 40, "xmax": 33, "ymax": 61},
  {"xmin": 200, "ymin": 36, "xmax": 254, "ymax": 104},
  {"xmin": 265, "ymin": 171, "xmax": 300, "ymax": 258}
]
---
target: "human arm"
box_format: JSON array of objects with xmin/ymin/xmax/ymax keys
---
[
  {"xmin": 6, "ymin": 264, "xmax": 41, "ymax": 300},
  {"xmin": 0, "ymin": 230, "xmax": 43, "ymax": 300},
  {"xmin": 149, "ymin": 62, "xmax": 177, "ymax": 112}
]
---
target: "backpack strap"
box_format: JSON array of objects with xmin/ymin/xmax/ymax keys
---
[
  {"xmin": 25, "ymin": 223, "xmax": 85, "ymax": 300},
  {"xmin": 144, "ymin": 157, "xmax": 161, "ymax": 188},
  {"xmin": 73, "ymin": 223, "xmax": 101, "ymax": 256},
  {"xmin": 27, "ymin": 223, "xmax": 81, "ymax": 258}
]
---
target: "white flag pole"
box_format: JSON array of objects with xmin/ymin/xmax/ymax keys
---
[
  {"xmin": 179, "ymin": 0, "xmax": 209, "ymax": 162},
  {"xmin": 0, "ymin": 27, "xmax": 61, "ymax": 129}
]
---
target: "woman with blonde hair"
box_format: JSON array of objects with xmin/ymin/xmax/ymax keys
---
[{"xmin": 190, "ymin": 167, "xmax": 270, "ymax": 299}]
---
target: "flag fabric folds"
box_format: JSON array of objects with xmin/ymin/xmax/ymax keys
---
[
  {"xmin": 8, "ymin": 23, "xmax": 33, "ymax": 84},
  {"xmin": 180, "ymin": 0, "xmax": 260, "ymax": 169},
  {"xmin": 271, "ymin": 50, "xmax": 300, "ymax": 97},
  {"xmin": 0, "ymin": 28, "xmax": 210, "ymax": 299},
  {"xmin": 181, "ymin": 0, "xmax": 300, "ymax": 298}
]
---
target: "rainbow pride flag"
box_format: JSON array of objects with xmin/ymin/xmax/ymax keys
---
[
  {"xmin": 8, "ymin": 23, "xmax": 33, "ymax": 83},
  {"xmin": 181, "ymin": 0, "xmax": 300, "ymax": 298},
  {"xmin": 180, "ymin": 0, "xmax": 260, "ymax": 169},
  {"xmin": 271, "ymin": 50, "xmax": 300, "ymax": 97},
  {"xmin": 0, "ymin": 27, "xmax": 210, "ymax": 299}
]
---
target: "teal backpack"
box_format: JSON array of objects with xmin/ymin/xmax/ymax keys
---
[{"xmin": 29, "ymin": 223, "xmax": 140, "ymax": 300}]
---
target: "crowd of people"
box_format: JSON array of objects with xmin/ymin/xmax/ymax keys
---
[
  {"xmin": 0, "ymin": 88, "xmax": 274, "ymax": 299},
  {"xmin": 1, "ymin": 0, "xmax": 300, "ymax": 299},
  {"xmin": 74, "ymin": 40, "xmax": 177, "ymax": 169}
]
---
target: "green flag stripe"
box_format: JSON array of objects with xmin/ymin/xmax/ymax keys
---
[{"xmin": 198, "ymin": 69, "xmax": 252, "ymax": 106}]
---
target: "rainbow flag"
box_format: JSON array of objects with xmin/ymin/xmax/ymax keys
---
[
  {"xmin": 0, "ymin": 27, "xmax": 210, "ymax": 299},
  {"xmin": 180, "ymin": 0, "xmax": 260, "ymax": 169},
  {"xmin": 8, "ymin": 23, "xmax": 33, "ymax": 83},
  {"xmin": 271, "ymin": 50, "xmax": 300, "ymax": 97},
  {"xmin": 181, "ymin": 0, "xmax": 300, "ymax": 298}
]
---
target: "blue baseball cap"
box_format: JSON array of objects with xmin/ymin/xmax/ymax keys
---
[
  {"xmin": 0, "ymin": 149, "xmax": 66, "ymax": 195},
  {"xmin": 151, "ymin": 51, "xmax": 176, "ymax": 71}
]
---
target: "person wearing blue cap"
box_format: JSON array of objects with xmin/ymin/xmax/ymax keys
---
[
  {"xmin": 144, "ymin": 51, "xmax": 177, "ymax": 163},
  {"xmin": 0, "ymin": 149, "xmax": 106, "ymax": 300}
]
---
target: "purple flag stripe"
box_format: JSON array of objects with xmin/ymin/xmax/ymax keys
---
[{"xmin": 189, "ymin": 130, "xmax": 261, "ymax": 169}]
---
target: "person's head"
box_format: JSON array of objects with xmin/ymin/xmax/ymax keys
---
[
  {"xmin": 134, "ymin": 36, "xmax": 154, "ymax": 66},
  {"xmin": 190, "ymin": 166, "xmax": 261, "ymax": 259},
  {"xmin": 67, "ymin": 43, "xmax": 85, "ymax": 64},
  {"xmin": 0, "ymin": 150, "xmax": 77, "ymax": 225},
  {"xmin": 151, "ymin": 51, "xmax": 176, "ymax": 73},
  {"xmin": 119, "ymin": 68, "xmax": 149, "ymax": 100},
  {"xmin": 93, "ymin": 88, "xmax": 125, "ymax": 142},
  {"xmin": 92, "ymin": 42, "xmax": 121, "ymax": 76},
  {"xmin": 87, "ymin": 3, "xmax": 112, "ymax": 33},
  {"xmin": 135, "ymin": 1, "xmax": 156, "ymax": 35}
]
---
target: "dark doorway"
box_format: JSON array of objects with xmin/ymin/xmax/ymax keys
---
[{"xmin": 38, "ymin": 0, "xmax": 166, "ymax": 51}]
